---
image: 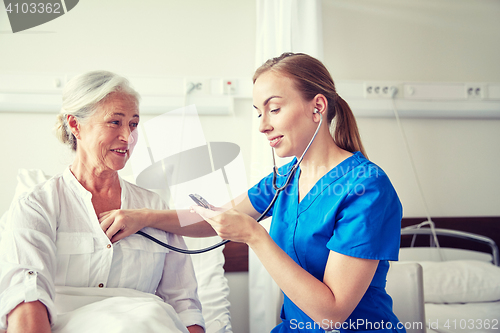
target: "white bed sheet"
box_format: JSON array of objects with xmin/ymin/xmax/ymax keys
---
[
  {"xmin": 425, "ymin": 301, "xmax": 500, "ymax": 333},
  {"xmin": 53, "ymin": 286, "xmax": 190, "ymax": 333},
  {"xmin": 0, "ymin": 287, "xmax": 190, "ymax": 333}
]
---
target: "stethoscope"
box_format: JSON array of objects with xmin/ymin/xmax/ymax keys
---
[{"xmin": 137, "ymin": 110, "xmax": 323, "ymax": 254}]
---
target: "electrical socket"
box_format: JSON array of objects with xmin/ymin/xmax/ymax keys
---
[
  {"xmin": 364, "ymin": 82, "xmax": 399, "ymax": 99},
  {"xmin": 465, "ymin": 84, "xmax": 485, "ymax": 100},
  {"xmin": 184, "ymin": 78, "xmax": 208, "ymax": 96},
  {"xmin": 223, "ymin": 79, "xmax": 237, "ymax": 95}
]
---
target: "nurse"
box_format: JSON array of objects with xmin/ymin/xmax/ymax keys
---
[{"xmin": 100, "ymin": 53, "xmax": 404, "ymax": 332}]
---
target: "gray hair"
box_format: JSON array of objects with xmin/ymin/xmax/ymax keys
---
[{"xmin": 55, "ymin": 70, "xmax": 140, "ymax": 151}]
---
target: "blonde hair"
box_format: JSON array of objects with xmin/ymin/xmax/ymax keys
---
[
  {"xmin": 55, "ymin": 70, "xmax": 140, "ymax": 151},
  {"xmin": 253, "ymin": 53, "xmax": 367, "ymax": 158}
]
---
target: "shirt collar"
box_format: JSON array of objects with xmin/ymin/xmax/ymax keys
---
[
  {"xmin": 62, "ymin": 167, "xmax": 125, "ymax": 201},
  {"xmin": 63, "ymin": 167, "xmax": 91, "ymax": 197}
]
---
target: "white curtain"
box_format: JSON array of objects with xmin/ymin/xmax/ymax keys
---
[{"xmin": 249, "ymin": 1, "xmax": 323, "ymax": 332}]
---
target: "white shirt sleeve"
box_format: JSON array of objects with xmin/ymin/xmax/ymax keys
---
[
  {"xmin": 155, "ymin": 233, "xmax": 205, "ymax": 329},
  {"xmin": 0, "ymin": 195, "xmax": 58, "ymax": 329}
]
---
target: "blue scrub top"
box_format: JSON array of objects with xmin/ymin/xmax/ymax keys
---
[{"xmin": 248, "ymin": 152, "xmax": 404, "ymax": 333}]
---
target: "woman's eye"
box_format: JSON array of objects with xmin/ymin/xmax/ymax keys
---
[
  {"xmin": 257, "ymin": 113, "xmax": 262, "ymax": 118},
  {"xmin": 110, "ymin": 120, "xmax": 120, "ymax": 125},
  {"xmin": 130, "ymin": 122, "xmax": 139, "ymax": 128}
]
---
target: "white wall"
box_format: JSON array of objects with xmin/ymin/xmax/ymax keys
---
[
  {"xmin": 0, "ymin": 0, "xmax": 256, "ymax": 77},
  {"xmin": 1, "ymin": 1, "xmax": 500, "ymax": 333},
  {"xmin": 323, "ymin": 0, "xmax": 500, "ymax": 82},
  {"xmin": 322, "ymin": 0, "xmax": 500, "ymax": 217}
]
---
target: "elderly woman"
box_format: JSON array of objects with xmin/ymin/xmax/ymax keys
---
[{"xmin": 0, "ymin": 71, "xmax": 204, "ymax": 333}]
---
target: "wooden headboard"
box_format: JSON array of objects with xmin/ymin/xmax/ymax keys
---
[
  {"xmin": 223, "ymin": 241, "xmax": 248, "ymax": 272},
  {"xmin": 223, "ymin": 216, "xmax": 500, "ymax": 272}
]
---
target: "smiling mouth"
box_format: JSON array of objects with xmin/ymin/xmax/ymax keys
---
[
  {"xmin": 269, "ymin": 136, "xmax": 283, "ymax": 147},
  {"xmin": 111, "ymin": 149, "xmax": 128, "ymax": 154}
]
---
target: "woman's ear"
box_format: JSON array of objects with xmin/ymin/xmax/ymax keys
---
[
  {"xmin": 67, "ymin": 115, "xmax": 80, "ymax": 140},
  {"xmin": 312, "ymin": 94, "xmax": 328, "ymax": 121}
]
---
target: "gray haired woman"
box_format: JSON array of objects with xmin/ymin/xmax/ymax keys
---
[{"xmin": 0, "ymin": 71, "xmax": 205, "ymax": 333}]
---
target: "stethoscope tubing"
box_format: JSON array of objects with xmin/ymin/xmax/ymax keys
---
[
  {"xmin": 135, "ymin": 192, "xmax": 277, "ymax": 254},
  {"xmin": 137, "ymin": 112, "xmax": 323, "ymax": 254}
]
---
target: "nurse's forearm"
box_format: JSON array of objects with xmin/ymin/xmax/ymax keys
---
[
  {"xmin": 148, "ymin": 209, "xmax": 217, "ymax": 237},
  {"xmin": 247, "ymin": 230, "xmax": 347, "ymax": 326}
]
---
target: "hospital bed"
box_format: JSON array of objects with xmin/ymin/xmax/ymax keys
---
[
  {"xmin": 398, "ymin": 219, "xmax": 500, "ymax": 333},
  {"xmin": 263, "ymin": 218, "xmax": 500, "ymax": 333},
  {"xmin": 0, "ymin": 169, "xmax": 232, "ymax": 333}
]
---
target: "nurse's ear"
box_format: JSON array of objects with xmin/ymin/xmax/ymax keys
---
[
  {"xmin": 67, "ymin": 115, "xmax": 81, "ymax": 140},
  {"xmin": 312, "ymin": 94, "xmax": 327, "ymax": 122}
]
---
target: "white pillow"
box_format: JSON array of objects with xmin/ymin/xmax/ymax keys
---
[
  {"xmin": 419, "ymin": 260, "xmax": 500, "ymax": 303},
  {"xmin": 14, "ymin": 169, "xmax": 52, "ymax": 198},
  {"xmin": 0, "ymin": 169, "xmax": 52, "ymax": 240}
]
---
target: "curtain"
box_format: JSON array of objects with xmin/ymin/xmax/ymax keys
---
[{"xmin": 249, "ymin": 1, "xmax": 323, "ymax": 332}]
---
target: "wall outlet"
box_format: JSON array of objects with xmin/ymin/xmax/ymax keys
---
[
  {"xmin": 184, "ymin": 78, "xmax": 209, "ymax": 96},
  {"xmin": 465, "ymin": 84, "xmax": 485, "ymax": 100},
  {"xmin": 223, "ymin": 79, "xmax": 237, "ymax": 95},
  {"xmin": 364, "ymin": 82, "xmax": 400, "ymax": 99}
]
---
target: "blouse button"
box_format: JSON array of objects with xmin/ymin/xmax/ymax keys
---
[
  {"xmin": 106, "ymin": 244, "xmax": 112, "ymax": 249},
  {"xmin": 98, "ymin": 283, "xmax": 104, "ymax": 288}
]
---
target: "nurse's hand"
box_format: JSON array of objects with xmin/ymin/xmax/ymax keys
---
[
  {"xmin": 99, "ymin": 208, "xmax": 150, "ymax": 243},
  {"xmin": 190, "ymin": 205, "xmax": 264, "ymax": 244}
]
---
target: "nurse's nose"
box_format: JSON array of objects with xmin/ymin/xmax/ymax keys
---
[{"xmin": 258, "ymin": 113, "xmax": 273, "ymax": 134}]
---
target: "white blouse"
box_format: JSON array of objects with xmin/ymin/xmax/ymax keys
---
[{"xmin": 0, "ymin": 168, "xmax": 204, "ymax": 330}]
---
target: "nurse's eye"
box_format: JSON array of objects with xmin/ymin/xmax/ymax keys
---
[
  {"xmin": 130, "ymin": 122, "xmax": 139, "ymax": 128},
  {"xmin": 257, "ymin": 113, "xmax": 262, "ymax": 118},
  {"xmin": 270, "ymin": 108, "xmax": 280, "ymax": 114}
]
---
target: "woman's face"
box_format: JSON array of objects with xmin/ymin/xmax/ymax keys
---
[
  {"xmin": 253, "ymin": 71, "xmax": 317, "ymax": 158},
  {"xmin": 76, "ymin": 92, "xmax": 139, "ymax": 173}
]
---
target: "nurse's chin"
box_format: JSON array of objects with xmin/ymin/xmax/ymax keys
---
[{"xmin": 272, "ymin": 149, "xmax": 294, "ymax": 159}]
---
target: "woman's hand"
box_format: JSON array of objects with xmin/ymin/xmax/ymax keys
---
[
  {"xmin": 190, "ymin": 205, "xmax": 264, "ymax": 245},
  {"xmin": 187, "ymin": 324, "xmax": 204, "ymax": 333},
  {"xmin": 99, "ymin": 208, "xmax": 151, "ymax": 242}
]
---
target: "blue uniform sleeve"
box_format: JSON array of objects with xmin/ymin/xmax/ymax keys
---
[{"xmin": 326, "ymin": 173, "xmax": 403, "ymax": 261}]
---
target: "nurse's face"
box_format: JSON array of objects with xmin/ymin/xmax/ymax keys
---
[
  {"xmin": 253, "ymin": 71, "xmax": 317, "ymax": 158},
  {"xmin": 76, "ymin": 92, "xmax": 139, "ymax": 172}
]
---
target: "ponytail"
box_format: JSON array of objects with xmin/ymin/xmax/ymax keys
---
[
  {"xmin": 331, "ymin": 95, "xmax": 368, "ymax": 159},
  {"xmin": 255, "ymin": 52, "xmax": 368, "ymax": 159}
]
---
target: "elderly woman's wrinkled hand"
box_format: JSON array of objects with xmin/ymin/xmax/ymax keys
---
[{"xmin": 99, "ymin": 208, "xmax": 150, "ymax": 242}]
